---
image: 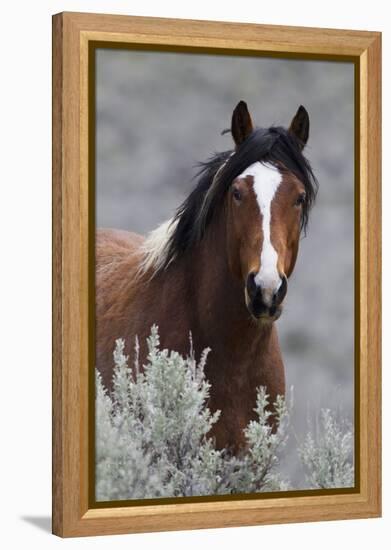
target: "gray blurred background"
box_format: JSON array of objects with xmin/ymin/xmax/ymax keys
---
[{"xmin": 96, "ymin": 48, "xmax": 355, "ymax": 488}]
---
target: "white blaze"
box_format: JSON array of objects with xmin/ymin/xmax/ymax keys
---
[{"xmin": 240, "ymin": 162, "xmax": 282, "ymax": 306}]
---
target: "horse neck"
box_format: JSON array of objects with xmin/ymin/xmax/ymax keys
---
[{"xmin": 178, "ymin": 211, "xmax": 274, "ymax": 358}]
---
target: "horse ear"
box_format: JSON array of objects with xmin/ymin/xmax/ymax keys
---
[
  {"xmin": 289, "ymin": 105, "xmax": 310, "ymax": 149},
  {"xmin": 231, "ymin": 100, "xmax": 254, "ymax": 148}
]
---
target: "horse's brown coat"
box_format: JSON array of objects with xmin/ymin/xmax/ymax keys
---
[
  {"xmin": 96, "ymin": 102, "xmax": 313, "ymax": 453},
  {"xmin": 96, "ymin": 174, "xmax": 306, "ymax": 451}
]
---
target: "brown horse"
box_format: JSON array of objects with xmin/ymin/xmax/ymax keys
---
[{"xmin": 96, "ymin": 101, "xmax": 317, "ymax": 452}]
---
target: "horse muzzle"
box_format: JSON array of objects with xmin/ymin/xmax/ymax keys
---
[{"xmin": 245, "ymin": 272, "xmax": 288, "ymax": 321}]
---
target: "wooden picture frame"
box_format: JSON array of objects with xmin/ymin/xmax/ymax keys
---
[{"xmin": 52, "ymin": 11, "xmax": 381, "ymax": 537}]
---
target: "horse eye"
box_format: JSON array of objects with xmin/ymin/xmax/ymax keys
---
[
  {"xmin": 295, "ymin": 192, "xmax": 306, "ymax": 206},
  {"xmin": 232, "ymin": 188, "xmax": 242, "ymax": 202}
]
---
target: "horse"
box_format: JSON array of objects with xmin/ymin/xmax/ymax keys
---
[{"xmin": 95, "ymin": 100, "xmax": 318, "ymax": 452}]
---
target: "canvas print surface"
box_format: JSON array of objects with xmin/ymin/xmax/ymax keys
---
[{"xmin": 94, "ymin": 48, "xmax": 355, "ymax": 502}]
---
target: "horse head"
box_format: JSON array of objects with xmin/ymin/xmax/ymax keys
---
[{"xmin": 225, "ymin": 101, "xmax": 314, "ymax": 321}]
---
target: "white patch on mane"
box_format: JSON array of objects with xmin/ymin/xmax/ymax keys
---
[
  {"xmin": 137, "ymin": 218, "xmax": 178, "ymax": 277},
  {"xmin": 138, "ymin": 154, "xmax": 233, "ymax": 279},
  {"xmin": 239, "ymin": 162, "xmax": 282, "ymax": 305}
]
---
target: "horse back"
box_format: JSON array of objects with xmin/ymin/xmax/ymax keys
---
[{"xmin": 96, "ymin": 228, "xmax": 144, "ymax": 269}]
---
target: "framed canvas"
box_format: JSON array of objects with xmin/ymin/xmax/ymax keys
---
[{"xmin": 52, "ymin": 12, "xmax": 381, "ymax": 537}]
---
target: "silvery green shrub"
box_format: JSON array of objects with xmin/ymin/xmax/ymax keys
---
[
  {"xmin": 298, "ymin": 408, "xmax": 354, "ymax": 489},
  {"xmin": 95, "ymin": 326, "xmax": 289, "ymax": 500}
]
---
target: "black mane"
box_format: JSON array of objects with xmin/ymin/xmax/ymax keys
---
[{"xmin": 162, "ymin": 126, "xmax": 318, "ymax": 270}]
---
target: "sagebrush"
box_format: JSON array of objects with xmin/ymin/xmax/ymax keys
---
[
  {"xmin": 95, "ymin": 326, "xmax": 354, "ymax": 500},
  {"xmin": 298, "ymin": 408, "xmax": 354, "ymax": 489}
]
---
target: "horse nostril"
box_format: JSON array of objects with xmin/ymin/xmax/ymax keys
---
[
  {"xmin": 273, "ymin": 276, "xmax": 288, "ymax": 306},
  {"xmin": 246, "ymin": 272, "xmax": 258, "ymax": 300}
]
